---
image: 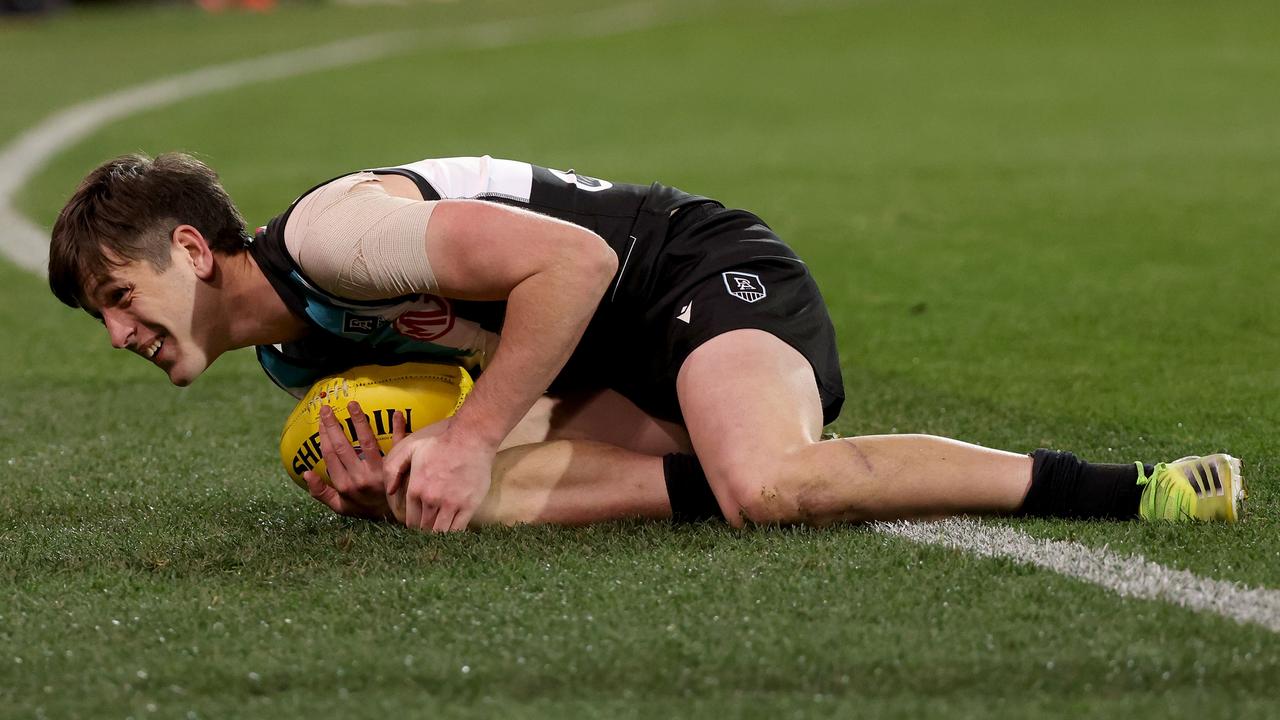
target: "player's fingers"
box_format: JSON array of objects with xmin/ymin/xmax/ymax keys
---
[
  {"xmin": 386, "ymin": 486, "xmax": 407, "ymax": 525},
  {"xmin": 433, "ymin": 507, "xmax": 458, "ymax": 533},
  {"xmin": 303, "ymin": 470, "xmax": 348, "ymax": 516},
  {"xmin": 319, "ymin": 405, "xmax": 359, "ymax": 471},
  {"xmin": 419, "ymin": 503, "xmax": 441, "ymax": 532},
  {"xmin": 384, "ymin": 444, "xmax": 409, "ymax": 495},
  {"xmin": 410, "ymin": 460, "xmax": 442, "ymax": 531},
  {"xmin": 314, "ymin": 417, "xmax": 351, "ymax": 491},
  {"xmin": 449, "ymin": 507, "xmax": 471, "ymax": 532},
  {"xmin": 392, "ymin": 410, "xmax": 407, "ymax": 444},
  {"xmin": 347, "ymin": 401, "xmax": 383, "ymax": 471},
  {"xmin": 405, "ymin": 489, "xmax": 421, "ymax": 530}
]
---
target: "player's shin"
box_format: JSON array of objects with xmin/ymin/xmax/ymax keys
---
[{"xmin": 1014, "ymin": 449, "xmax": 1146, "ymax": 520}]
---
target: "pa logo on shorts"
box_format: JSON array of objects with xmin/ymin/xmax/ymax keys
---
[{"xmin": 723, "ymin": 271, "xmax": 767, "ymax": 303}]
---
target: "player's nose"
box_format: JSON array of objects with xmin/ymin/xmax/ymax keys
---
[{"xmin": 102, "ymin": 311, "xmax": 134, "ymax": 350}]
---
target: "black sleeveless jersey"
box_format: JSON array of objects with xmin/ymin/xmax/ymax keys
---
[{"xmin": 249, "ymin": 156, "xmax": 710, "ymax": 398}]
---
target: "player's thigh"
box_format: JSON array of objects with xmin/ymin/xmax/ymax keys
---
[
  {"xmin": 501, "ymin": 388, "xmax": 692, "ymax": 456},
  {"xmin": 676, "ymin": 329, "xmax": 825, "ymax": 512}
]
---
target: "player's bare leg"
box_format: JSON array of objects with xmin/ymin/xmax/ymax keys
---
[
  {"xmin": 471, "ymin": 389, "xmax": 692, "ymax": 526},
  {"xmin": 499, "ymin": 388, "xmax": 692, "ymax": 456},
  {"xmin": 315, "ymin": 388, "xmax": 685, "ymax": 526},
  {"xmin": 676, "ymin": 329, "xmax": 1032, "ymax": 526},
  {"xmin": 474, "ymin": 440, "xmax": 671, "ymax": 526}
]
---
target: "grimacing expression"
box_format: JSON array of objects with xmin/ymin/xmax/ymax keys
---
[{"xmin": 86, "ymin": 241, "xmax": 215, "ymax": 387}]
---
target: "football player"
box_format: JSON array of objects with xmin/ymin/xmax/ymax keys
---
[{"xmin": 48, "ymin": 153, "xmax": 1245, "ymax": 531}]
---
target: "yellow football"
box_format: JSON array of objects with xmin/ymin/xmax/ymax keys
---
[{"xmin": 279, "ymin": 362, "xmax": 473, "ymax": 488}]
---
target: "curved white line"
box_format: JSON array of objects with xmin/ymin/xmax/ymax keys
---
[
  {"xmin": 0, "ymin": 1, "xmax": 676, "ymax": 276},
  {"xmin": 879, "ymin": 518, "xmax": 1280, "ymax": 634}
]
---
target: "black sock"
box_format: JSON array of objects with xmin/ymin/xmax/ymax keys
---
[
  {"xmin": 663, "ymin": 453, "xmax": 722, "ymax": 523},
  {"xmin": 1015, "ymin": 449, "xmax": 1151, "ymax": 520}
]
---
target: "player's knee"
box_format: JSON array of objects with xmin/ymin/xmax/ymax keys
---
[
  {"xmin": 709, "ymin": 456, "xmax": 806, "ymax": 526},
  {"xmin": 734, "ymin": 487, "xmax": 802, "ymax": 526}
]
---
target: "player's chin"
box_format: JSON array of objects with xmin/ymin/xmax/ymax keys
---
[{"xmin": 164, "ymin": 356, "xmax": 207, "ymax": 387}]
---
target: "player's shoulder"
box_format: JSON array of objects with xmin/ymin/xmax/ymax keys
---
[
  {"xmin": 278, "ymin": 154, "xmax": 522, "ymax": 239},
  {"xmin": 281, "ymin": 169, "xmax": 430, "ymax": 277},
  {"xmin": 377, "ymin": 155, "xmax": 531, "ymax": 201},
  {"xmin": 291, "ymin": 171, "xmax": 381, "ymax": 216}
]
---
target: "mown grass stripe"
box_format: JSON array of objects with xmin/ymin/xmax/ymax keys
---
[{"xmin": 879, "ymin": 518, "xmax": 1280, "ymax": 633}]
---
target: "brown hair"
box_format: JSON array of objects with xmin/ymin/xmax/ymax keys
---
[{"xmin": 48, "ymin": 152, "xmax": 248, "ymax": 309}]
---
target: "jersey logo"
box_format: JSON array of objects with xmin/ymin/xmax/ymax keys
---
[
  {"xmin": 676, "ymin": 301, "xmax": 693, "ymax": 324},
  {"xmin": 394, "ymin": 296, "xmax": 456, "ymax": 341},
  {"xmin": 548, "ymin": 168, "xmax": 613, "ymax": 193},
  {"xmin": 723, "ymin": 272, "xmax": 766, "ymax": 303},
  {"xmin": 342, "ymin": 313, "xmax": 383, "ymax": 335}
]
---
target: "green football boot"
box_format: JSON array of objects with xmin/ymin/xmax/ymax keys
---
[{"xmin": 1137, "ymin": 454, "xmax": 1246, "ymax": 522}]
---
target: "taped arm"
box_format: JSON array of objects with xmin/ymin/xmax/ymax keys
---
[{"xmin": 283, "ymin": 172, "xmax": 440, "ymax": 300}]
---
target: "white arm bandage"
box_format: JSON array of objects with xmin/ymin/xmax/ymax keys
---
[{"xmin": 283, "ymin": 172, "xmax": 438, "ymax": 301}]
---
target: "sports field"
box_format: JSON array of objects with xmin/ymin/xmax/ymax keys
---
[{"xmin": 2, "ymin": 0, "xmax": 1279, "ymax": 717}]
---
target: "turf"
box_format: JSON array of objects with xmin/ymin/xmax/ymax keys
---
[{"xmin": 2, "ymin": 0, "xmax": 1280, "ymax": 717}]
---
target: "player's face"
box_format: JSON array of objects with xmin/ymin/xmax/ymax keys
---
[{"xmin": 86, "ymin": 234, "xmax": 220, "ymax": 387}]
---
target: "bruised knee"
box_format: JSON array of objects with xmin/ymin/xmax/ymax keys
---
[{"xmin": 709, "ymin": 455, "xmax": 810, "ymax": 527}]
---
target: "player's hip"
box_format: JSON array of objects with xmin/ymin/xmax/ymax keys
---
[{"xmin": 561, "ymin": 203, "xmax": 845, "ymax": 425}]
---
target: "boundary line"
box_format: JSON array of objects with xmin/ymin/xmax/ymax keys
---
[{"xmin": 878, "ymin": 518, "xmax": 1280, "ymax": 634}]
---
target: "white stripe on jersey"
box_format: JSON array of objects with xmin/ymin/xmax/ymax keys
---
[{"xmin": 387, "ymin": 156, "xmax": 533, "ymax": 202}]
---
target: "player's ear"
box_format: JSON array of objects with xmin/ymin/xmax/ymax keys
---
[{"xmin": 172, "ymin": 224, "xmax": 215, "ymax": 280}]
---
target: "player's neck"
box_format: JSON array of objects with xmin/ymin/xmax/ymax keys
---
[{"xmin": 217, "ymin": 251, "xmax": 310, "ymax": 349}]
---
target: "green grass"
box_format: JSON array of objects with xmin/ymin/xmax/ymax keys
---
[{"xmin": 3, "ymin": 0, "xmax": 1280, "ymax": 717}]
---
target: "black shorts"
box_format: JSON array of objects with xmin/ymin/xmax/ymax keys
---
[{"xmin": 561, "ymin": 202, "xmax": 845, "ymax": 426}]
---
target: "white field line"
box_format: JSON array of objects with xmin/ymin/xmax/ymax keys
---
[
  {"xmin": 878, "ymin": 518, "xmax": 1280, "ymax": 634},
  {"xmin": 0, "ymin": 1, "xmax": 678, "ymax": 276}
]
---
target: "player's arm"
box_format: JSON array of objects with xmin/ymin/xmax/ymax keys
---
[
  {"xmin": 382, "ymin": 199, "xmax": 618, "ymax": 532},
  {"xmin": 427, "ymin": 199, "xmax": 617, "ymax": 442}
]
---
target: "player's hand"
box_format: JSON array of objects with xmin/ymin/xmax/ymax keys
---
[
  {"xmin": 382, "ymin": 419, "xmax": 453, "ymax": 527},
  {"xmin": 384, "ymin": 421, "xmax": 494, "ymax": 533},
  {"xmin": 302, "ymin": 402, "xmax": 406, "ymax": 521}
]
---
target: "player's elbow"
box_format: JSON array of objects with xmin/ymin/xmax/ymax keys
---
[
  {"xmin": 547, "ymin": 229, "xmax": 616, "ymax": 302},
  {"xmin": 571, "ymin": 230, "xmax": 617, "ymax": 290}
]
